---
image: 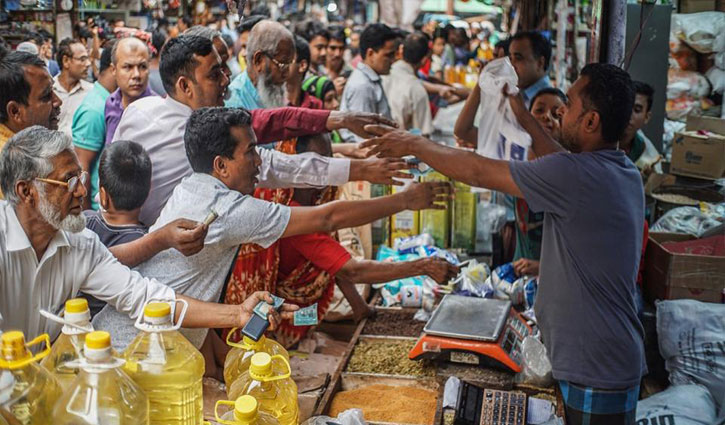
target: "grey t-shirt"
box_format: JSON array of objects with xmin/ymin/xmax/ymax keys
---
[
  {"xmin": 509, "ymin": 150, "xmax": 646, "ymax": 389},
  {"xmin": 92, "ymin": 173, "xmax": 291, "ymax": 350}
]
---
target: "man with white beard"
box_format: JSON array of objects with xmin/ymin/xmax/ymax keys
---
[
  {"xmin": 0, "ymin": 126, "xmax": 296, "ymax": 341},
  {"xmin": 225, "ymin": 20, "xmax": 294, "ymax": 109}
]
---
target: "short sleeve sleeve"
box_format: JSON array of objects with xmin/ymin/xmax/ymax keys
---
[
  {"xmin": 72, "ymin": 107, "xmax": 105, "ymax": 152},
  {"xmin": 283, "ymin": 233, "xmax": 351, "ymax": 275},
  {"xmin": 509, "ymin": 152, "xmax": 580, "ymax": 218}
]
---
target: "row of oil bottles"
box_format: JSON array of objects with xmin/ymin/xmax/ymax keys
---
[{"xmin": 0, "ymin": 297, "xmax": 298, "ymax": 425}]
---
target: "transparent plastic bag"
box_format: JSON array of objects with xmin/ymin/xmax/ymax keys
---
[
  {"xmin": 302, "ymin": 409, "xmax": 366, "ymax": 425},
  {"xmin": 514, "ymin": 337, "xmax": 553, "ymax": 387},
  {"xmin": 476, "ymin": 57, "xmax": 532, "ymax": 162},
  {"xmin": 651, "ymin": 204, "xmax": 724, "ymax": 237},
  {"xmin": 452, "ymin": 260, "xmax": 493, "ymax": 298}
]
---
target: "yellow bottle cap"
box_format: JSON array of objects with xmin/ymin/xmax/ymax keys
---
[
  {"xmin": 144, "ymin": 302, "xmax": 171, "ymax": 318},
  {"xmin": 249, "ymin": 352, "xmax": 272, "ymax": 376},
  {"xmin": 65, "ymin": 298, "xmax": 89, "ymax": 314},
  {"xmin": 1, "ymin": 331, "xmax": 30, "ymax": 361},
  {"xmin": 234, "ymin": 395, "xmax": 259, "ymax": 422},
  {"xmin": 85, "ymin": 331, "xmax": 111, "ymax": 350}
]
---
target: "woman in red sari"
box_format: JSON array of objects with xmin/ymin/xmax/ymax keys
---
[{"xmin": 224, "ymin": 135, "xmax": 458, "ymax": 348}]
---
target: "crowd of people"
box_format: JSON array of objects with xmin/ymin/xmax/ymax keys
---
[{"xmin": 0, "ymin": 12, "xmax": 663, "ymax": 425}]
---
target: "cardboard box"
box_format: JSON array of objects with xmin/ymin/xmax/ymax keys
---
[
  {"xmin": 679, "ymin": 0, "xmax": 716, "ymax": 12},
  {"xmin": 644, "ymin": 232, "xmax": 725, "ymax": 303},
  {"xmin": 670, "ymin": 115, "xmax": 725, "ymax": 180}
]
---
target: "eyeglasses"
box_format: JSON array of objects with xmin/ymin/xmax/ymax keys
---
[
  {"xmin": 72, "ymin": 56, "xmax": 90, "ymax": 63},
  {"xmin": 36, "ymin": 171, "xmax": 89, "ymax": 194},
  {"xmin": 263, "ymin": 52, "xmax": 291, "ymax": 73}
]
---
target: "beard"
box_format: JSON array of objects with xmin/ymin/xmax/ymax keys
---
[
  {"xmin": 36, "ymin": 185, "xmax": 86, "ymax": 233},
  {"xmin": 256, "ymin": 72, "xmax": 287, "ymax": 108}
]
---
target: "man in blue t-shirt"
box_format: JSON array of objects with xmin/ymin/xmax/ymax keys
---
[{"xmin": 362, "ymin": 63, "xmax": 645, "ymax": 425}]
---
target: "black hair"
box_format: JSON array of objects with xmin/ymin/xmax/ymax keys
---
[
  {"xmin": 180, "ymin": 15, "xmax": 193, "ymax": 27},
  {"xmin": 529, "ymin": 87, "xmax": 567, "ymax": 111},
  {"xmin": 250, "ymin": 3, "xmax": 271, "ymax": 17},
  {"xmin": 360, "ymin": 23, "xmax": 397, "ymax": 59},
  {"xmin": 297, "ymin": 20, "xmax": 330, "ymax": 43},
  {"xmin": 99, "ymin": 39, "xmax": 115, "ymax": 73},
  {"xmin": 0, "ymin": 51, "xmax": 46, "ymax": 124},
  {"xmin": 294, "ymin": 35, "xmax": 311, "ymax": 65},
  {"xmin": 433, "ymin": 27, "xmax": 448, "ymax": 41},
  {"xmin": 56, "ymin": 38, "xmax": 81, "ymax": 67},
  {"xmin": 237, "ymin": 15, "xmax": 266, "ymax": 34},
  {"xmin": 511, "ymin": 31, "xmax": 552, "ymax": 70},
  {"xmin": 98, "ymin": 140, "xmax": 152, "ymax": 211},
  {"xmin": 23, "ymin": 32, "xmax": 43, "ymax": 45},
  {"xmin": 185, "ymin": 107, "xmax": 253, "ymax": 173},
  {"xmin": 579, "ymin": 63, "xmax": 635, "ymax": 144},
  {"xmin": 159, "ymin": 35, "xmax": 213, "ymax": 95},
  {"xmin": 328, "ymin": 25, "xmax": 346, "ymax": 44},
  {"xmin": 221, "ymin": 34, "xmax": 234, "ymax": 52},
  {"xmin": 403, "ymin": 32, "xmax": 430, "ymax": 66},
  {"xmin": 494, "ymin": 38, "xmax": 510, "ymax": 56},
  {"xmin": 633, "ymin": 80, "xmax": 654, "ymax": 112},
  {"xmin": 296, "ymin": 133, "xmax": 332, "ymax": 157},
  {"xmin": 151, "ymin": 30, "xmax": 167, "ymax": 57}
]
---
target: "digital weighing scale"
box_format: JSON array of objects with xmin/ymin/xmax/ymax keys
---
[{"xmin": 409, "ymin": 295, "xmax": 533, "ymax": 372}]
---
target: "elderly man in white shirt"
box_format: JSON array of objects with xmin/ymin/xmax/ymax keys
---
[
  {"xmin": 382, "ymin": 33, "xmax": 434, "ymax": 137},
  {"xmin": 0, "ymin": 126, "xmax": 295, "ymax": 341},
  {"xmin": 112, "ymin": 34, "xmax": 407, "ymax": 227}
]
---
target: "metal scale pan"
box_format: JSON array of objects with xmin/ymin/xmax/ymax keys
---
[{"xmin": 423, "ymin": 295, "xmax": 512, "ymax": 342}]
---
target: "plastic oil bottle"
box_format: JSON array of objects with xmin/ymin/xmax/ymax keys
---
[
  {"xmin": 214, "ymin": 395, "xmax": 280, "ymax": 425},
  {"xmin": 223, "ymin": 329, "xmax": 289, "ymax": 389},
  {"xmin": 227, "ymin": 353, "xmax": 298, "ymax": 425},
  {"xmin": 41, "ymin": 298, "xmax": 94, "ymax": 390},
  {"xmin": 123, "ymin": 300, "xmax": 204, "ymax": 425},
  {"xmin": 53, "ymin": 330, "xmax": 149, "ymax": 424},
  {"xmin": 0, "ymin": 331, "xmax": 62, "ymax": 425}
]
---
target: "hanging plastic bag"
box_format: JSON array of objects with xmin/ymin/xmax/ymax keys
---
[
  {"xmin": 476, "ymin": 57, "xmax": 532, "ymax": 162},
  {"xmin": 514, "ymin": 336, "xmax": 553, "ymax": 387}
]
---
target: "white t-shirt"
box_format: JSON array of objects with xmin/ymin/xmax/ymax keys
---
[{"xmin": 92, "ymin": 173, "xmax": 291, "ymax": 349}]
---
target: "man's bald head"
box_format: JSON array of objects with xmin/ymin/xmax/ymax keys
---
[
  {"xmin": 111, "ymin": 36, "xmax": 151, "ymax": 101},
  {"xmin": 111, "ymin": 36, "xmax": 150, "ymax": 65}
]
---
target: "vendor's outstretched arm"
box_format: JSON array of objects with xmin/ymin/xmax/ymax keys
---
[
  {"xmin": 282, "ymin": 181, "xmax": 450, "ymax": 238},
  {"xmin": 453, "ymin": 82, "xmax": 481, "ymax": 145},
  {"xmin": 362, "ymin": 128, "xmax": 523, "ymax": 198},
  {"xmin": 507, "ymin": 91, "xmax": 565, "ymax": 158},
  {"xmin": 336, "ymin": 257, "xmax": 459, "ymax": 285}
]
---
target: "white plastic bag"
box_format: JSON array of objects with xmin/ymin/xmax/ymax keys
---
[
  {"xmin": 476, "ymin": 57, "xmax": 532, "ymax": 162},
  {"xmin": 635, "ymin": 385, "xmax": 717, "ymax": 425},
  {"xmin": 302, "ymin": 409, "xmax": 367, "ymax": 425},
  {"xmin": 514, "ymin": 336, "xmax": 553, "ymax": 387},
  {"xmin": 671, "ymin": 12, "xmax": 725, "ymax": 54},
  {"xmin": 651, "ymin": 204, "xmax": 724, "ymax": 237},
  {"xmin": 657, "ymin": 300, "xmax": 725, "ymax": 410}
]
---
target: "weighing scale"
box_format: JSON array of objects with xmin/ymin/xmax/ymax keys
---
[{"xmin": 409, "ymin": 295, "xmax": 533, "ymax": 373}]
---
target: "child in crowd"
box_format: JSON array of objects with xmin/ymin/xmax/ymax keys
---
[{"xmin": 82, "ymin": 140, "xmax": 152, "ymax": 315}]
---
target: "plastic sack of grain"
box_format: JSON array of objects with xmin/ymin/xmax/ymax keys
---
[
  {"xmin": 657, "ymin": 300, "xmax": 725, "ymax": 410},
  {"xmin": 635, "ymin": 384, "xmax": 718, "ymax": 425}
]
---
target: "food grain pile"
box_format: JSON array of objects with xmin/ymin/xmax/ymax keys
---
[
  {"xmin": 329, "ymin": 384, "xmax": 437, "ymax": 424},
  {"xmin": 362, "ymin": 310, "xmax": 426, "ymax": 337},
  {"xmin": 346, "ymin": 339, "xmax": 435, "ymax": 377}
]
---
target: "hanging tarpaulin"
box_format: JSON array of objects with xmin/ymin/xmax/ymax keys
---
[{"xmin": 420, "ymin": 0, "xmax": 502, "ymax": 15}]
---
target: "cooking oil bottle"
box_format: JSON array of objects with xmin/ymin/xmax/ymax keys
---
[
  {"xmin": 41, "ymin": 298, "xmax": 94, "ymax": 390},
  {"xmin": 0, "ymin": 331, "xmax": 62, "ymax": 425},
  {"xmin": 53, "ymin": 331, "xmax": 149, "ymax": 424},
  {"xmin": 215, "ymin": 395, "xmax": 280, "ymax": 425},
  {"xmin": 123, "ymin": 300, "xmax": 204, "ymax": 425},
  {"xmin": 223, "ymin": 329, "xmax": 289, "ymax": 389},
  {"xmin": 227, "ymin": 353, "xmax": 298, "ymax": 425}
]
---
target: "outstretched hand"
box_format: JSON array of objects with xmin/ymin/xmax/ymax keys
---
[
  {"xmin": 360, "ymin": 125, "xmax": 425, "ymax": 159},
  {"xmin": 160, "ymin": 218, "xmax": 208, "ymax": 257},
  {"xmin": 404, "ymin": 181, "xmax": 453, "ymax": 211},
  {"xmin": 421, "ymin": 257, "xmax": 460, "ymax": 284},
  {"xmin": 327, "ymin": 111, "xmax": 398, "ymax": 139},
  {"xmin": 240, "ymin": 291, "xmax": 299, "ymax": 331},
  {"xmin": 356, "ymin": 156, "xmax": 415, "ymax": 185}
]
